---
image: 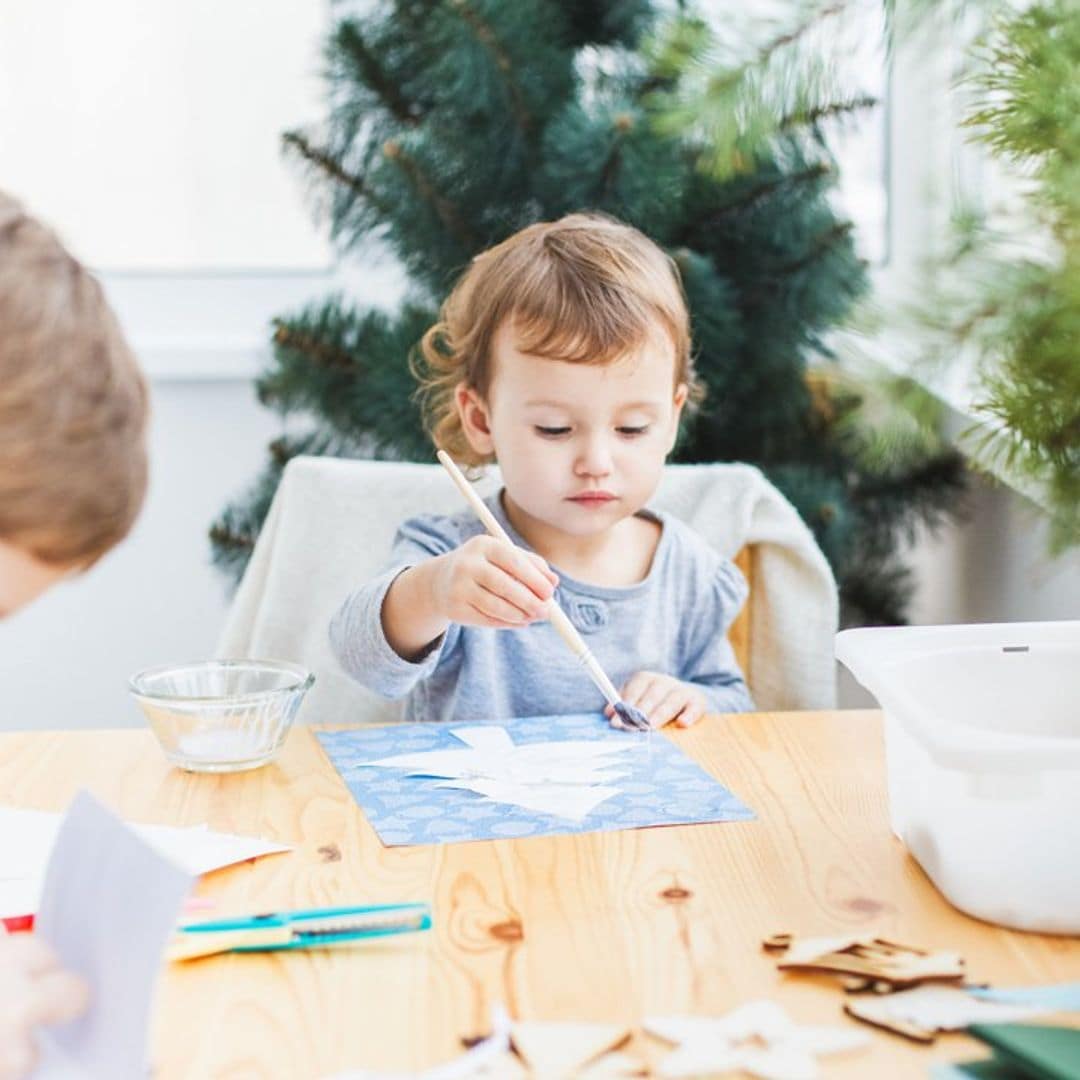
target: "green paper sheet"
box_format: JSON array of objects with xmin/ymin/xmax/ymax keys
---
[{"xmin": 967, "ymin": 1023, "xmax": 1080, "ymax": 1080}]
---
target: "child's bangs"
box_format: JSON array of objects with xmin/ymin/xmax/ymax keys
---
[{"xmin": 508, "ymin": 293, "xmax": 662, "ymax": 368}]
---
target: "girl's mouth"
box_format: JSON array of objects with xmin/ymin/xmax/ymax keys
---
[{"xmin": 567, "ymin": 491, "xmax": 617, "ymax": 505}]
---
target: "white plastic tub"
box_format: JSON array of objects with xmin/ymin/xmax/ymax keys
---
[{"xmin": 836, "ymin": 620, "xmax": 1080, "ymax": 934}]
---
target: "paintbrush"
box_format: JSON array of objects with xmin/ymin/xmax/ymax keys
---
[{"xmin": 437, "ymin": 449, "xmax": 651, "ymax": 731}]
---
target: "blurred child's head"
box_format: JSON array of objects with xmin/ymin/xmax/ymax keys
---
[
  {"xmin": 0, "ymin": 192, "xmax": 149, "ymax": 616},
  {"xmin": 417, "ymin": 213, "xmax": 702, "ymax": 538}
]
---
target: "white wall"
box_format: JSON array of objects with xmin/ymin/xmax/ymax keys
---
[
  {"xmin": 0, "ymin": 0, "xmax": 328, "ymax": 270},
  {"xmin": 0, "ymin": 378, "xmax": 281, "ymax": 731},
  {"xmin": 907, "ymin": 476, "xmax": 1080, "ymax": 626},
  {"xmin": 839, "ymin": 475, "xmax": 1080, "ymax": 707}
]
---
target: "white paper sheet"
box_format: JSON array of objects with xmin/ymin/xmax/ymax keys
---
[
  {"xmin": 360, "ymin": 726, "xmax": 636, "ymax": 821},
  {"xmin": 32, "ymin": 791, "xmax": 194, "ymax": 1080},
  {"xmin": 434, "ymin": 778, "xmax": 622, "ymax": 822},
  {"xmin": 0, "ymin": 805, "xmax": 292, "ymax": 918}
]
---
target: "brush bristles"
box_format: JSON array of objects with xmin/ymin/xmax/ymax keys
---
[{"xmin": 613, "ymin": 702, "xmax": 650, "ymax": 731}]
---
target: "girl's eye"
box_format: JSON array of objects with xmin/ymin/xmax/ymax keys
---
[
  {"xmin": 617, "ymin": 425, "xmax": 649, "ymax": 437},
  {"xmin": 534, "ymin": 426, "xmax": 571, "ymax": 437}
]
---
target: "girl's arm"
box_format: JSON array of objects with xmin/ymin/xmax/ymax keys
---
[{"xmin": 379, "ymin": 557, "xmax": 451, "ymax": 662}]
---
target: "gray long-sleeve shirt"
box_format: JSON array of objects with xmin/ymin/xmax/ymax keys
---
[{"xmin": 329, "ymin": 491, "xmax": 754, "ymax": 723}]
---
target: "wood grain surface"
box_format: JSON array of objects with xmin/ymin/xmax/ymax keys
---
[{"xmin": 1, "ymin": 711, "xmax": 1077, "ymax": 1079}]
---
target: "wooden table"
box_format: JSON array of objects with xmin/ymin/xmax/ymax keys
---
[{"xmin": 2, "ymin": 711, "xmax": 1077, "ymax": 1078}]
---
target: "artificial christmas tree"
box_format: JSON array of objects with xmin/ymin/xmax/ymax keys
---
[{"xmin": 211, "ymin": 0, "xmax": 965, "ymax": 625}]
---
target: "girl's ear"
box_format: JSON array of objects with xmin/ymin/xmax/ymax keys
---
[
  {"xmin": 666, "ymin": 382, "xmax": 689, "ymax": 453},
  {"xmin": 455, "ymin": 383, "xmax": 496, "ymax": 457}
]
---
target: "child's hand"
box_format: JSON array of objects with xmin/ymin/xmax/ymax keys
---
[
  {"xmin": 433, "ymin": 536, "xmax": 558, "ymax": 630},
  {"xmin": 0, "ymin": 933, "xmax": 89, "ymax": 1079},
  {"xmin": 606, "ymin": 672, "xmax": 708, "ymax": 729}
]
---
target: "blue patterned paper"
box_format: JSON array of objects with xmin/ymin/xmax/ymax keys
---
[{"xmin": 317, "ymin": 713, "xmax": 754, "ymax": 846}]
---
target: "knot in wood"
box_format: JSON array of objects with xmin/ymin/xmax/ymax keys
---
[
  {"xmin": 661, "ymin": 886, "xmax": 692, "ymax": 903},
  {"xmin": 846, "ymin": 896, "xmax": 886, "ymax": 916},
  {"xmin": 488, "ymin": 919, "xmax": 524, "ymax": 942},
  {"xmin": 317, "ymin": 844, "xmax": 342, "ymax": 863}
]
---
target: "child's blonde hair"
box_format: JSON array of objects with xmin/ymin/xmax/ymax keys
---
[
  {"xmin": 0, "ymin": 192, "xmax": 149, "ymax": 567},
  {"xmin": 415, "ymin": 213, "xmax": 703, "ymax": 466}
]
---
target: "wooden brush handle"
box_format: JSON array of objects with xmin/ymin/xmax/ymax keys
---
[
  {"xmin": 436, "ymin": 450, "xmax": 620, "ymax": 708},
  {"xmin": 547, "ymin": 606, "xmax": 620, "ymax": 706},
  {"xmin": 437, "ymin": 450, "xmax": 513, "ymax": 545}
]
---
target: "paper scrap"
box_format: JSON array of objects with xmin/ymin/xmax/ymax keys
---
[
  {"xmin": 645, "ymin": 1001, "xmax": 869, "ymax": 1080},
  {"xmin": 0, "ymin": 805, "xmax": 291, "ymax": 919},
  {"xmin": 33, "ymin": 791, "xmax": 193, "ymax": 1079},
  {"xmin": 434, "ymin": 778, "xmax": 622, "ymax": 822}
]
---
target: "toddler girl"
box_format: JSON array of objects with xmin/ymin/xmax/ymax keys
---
[{"xmin": 331, "ymin": 214, "xmax": 752, "ymax": 727}]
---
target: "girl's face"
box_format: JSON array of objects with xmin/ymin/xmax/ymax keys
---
[{"xmin": 456, "ymin": 320, "xmax": 687, "ymax": 540}]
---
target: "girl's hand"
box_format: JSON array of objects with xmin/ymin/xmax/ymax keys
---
[
  {"xmin": 606, "ymin": 672, "xmax": 708, "ymax": 729},
  {"xmin": 432, "ymin": 536, "xmax": 558, "ymax": 630},
  {"xmin": 0, "ymin": 933, "xmax": 89, "ymax": 1079}
]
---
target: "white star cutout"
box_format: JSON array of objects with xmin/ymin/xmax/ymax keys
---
[{"xmin": 645, "ymin": 1001, "xmax": 870, "ymax": 1080}]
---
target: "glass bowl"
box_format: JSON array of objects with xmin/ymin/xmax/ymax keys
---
[{"xmin": 129, "ymin": 659, "xmax": 314, "ymax": 773}]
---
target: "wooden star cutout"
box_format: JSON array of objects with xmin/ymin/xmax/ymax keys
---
[
  {"xmin": 510, "ymin": 1021, "xmax": 631, "ymax": 1078},
  {"xmin": 644, "ymin": 1001, "xmax": 869, "ymax": 1080},
  {"xmin": 763, "ymin": 933, "xmax": 965, "ymax": 992}
]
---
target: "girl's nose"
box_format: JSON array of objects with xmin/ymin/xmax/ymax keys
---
[{"xmin": 574, "ymin": 434, "xmax": 613, "ymax": 477}]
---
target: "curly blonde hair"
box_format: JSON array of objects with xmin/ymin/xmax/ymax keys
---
[
  {"xmin": 0, "ymin": 191, "xmax": 149, "ymax": 566},
  {"xmin": 414, "ymin": 213, "xmax": 703, "ymax": 466}
]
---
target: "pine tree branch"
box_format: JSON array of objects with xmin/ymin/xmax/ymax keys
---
[
  {"xmin": 382, "ymin": 139, "xmax": 480, "ymax": 250},
  {"xmin": 738, "ymin": 221, "xmax": 857, "ymax": 308},
  {"xmin": 599, "ymin": 114, "xmax": 635, "ymax": 197},
  {"xmin": 700, "ymin": 162, "xmax": 834, "ymax": 225},
  {"xmin": 268, "ymin": 436, "xmax": 294, "ymax": 468},
  {"xmin": 779, "ymin": 93, "xmax": 879, "ymax": 131},
  {"xmin": 270, "ymin": 320, "xmax": 359, "ymax": 373},
  {"xmin": 208, "ymin": 522, "xmax": 257, "ymax": 553},
  {"xmin": 854, "ymin": 451, "xmax": 966, "ymax": 504},
  {"xmin": 336, "ymin": 21, "xmax": 422, "ymax": 127},
  {"xmin": 283, "ymin": 131, "xmax": 390, "ymax": 215},
  {"xmin": 759, "ymin": 1, "xmax": 853, "ymax": 66},
  {"xmin": 448, "ymin": 0, "xmax": 534, "ymax": 135},
  {"xmin": 839, "ymin": 560, "xmax": 912, "ymax": 626},
  {"xmin": 775, "ymin": 220, "xmax": 855, "ymax": 276}
]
